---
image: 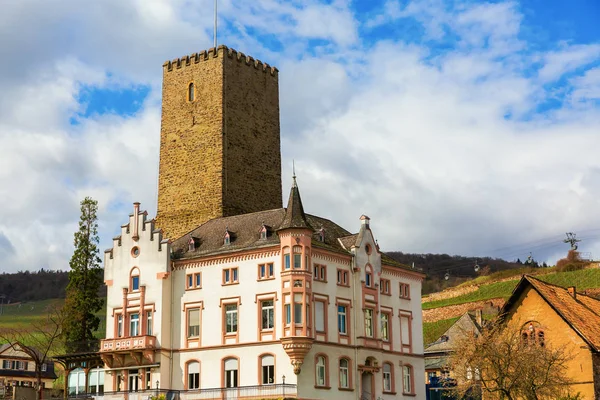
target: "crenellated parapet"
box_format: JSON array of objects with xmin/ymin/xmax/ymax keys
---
[{"xmin": 162, "ymin": 45, "xmax": 278, "ymax": 76}]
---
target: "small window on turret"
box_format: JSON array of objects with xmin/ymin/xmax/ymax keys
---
[{"xmin": 188, "ymin": 83, "xmax": 195, "ymax": 102}]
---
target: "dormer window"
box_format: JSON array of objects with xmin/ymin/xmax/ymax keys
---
[
  {"xmin": 260, "ymin": 224, "xmax": 268, "ymax": 240},
  {"xmin": 188, "ymin": 235, "xmax": 195, "ymax": 252},
  {"xmin": 318, "ymin": 228, "xmax": 325, "ymax": 242},
  {"xmin": 224, "ymin": 227, "xmax": 231, "ymax": 246}
]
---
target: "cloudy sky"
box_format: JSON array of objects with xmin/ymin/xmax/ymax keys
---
[{"xmin": 1, "ymin": 0, "xmax": 599, "ymax": 274}]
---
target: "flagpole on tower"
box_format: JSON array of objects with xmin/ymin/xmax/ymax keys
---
[{"xmin": 214, "ymin": 0, "xmax": 218, "ymax": 48}]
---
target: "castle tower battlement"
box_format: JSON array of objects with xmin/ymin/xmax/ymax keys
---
[
  {"xmin": 156, "ymin": 45, "xmax": 282, "ymax": 240},
  {"xmin": 163, "ymin": 45, "xmax": 278, "ymax": 76}
]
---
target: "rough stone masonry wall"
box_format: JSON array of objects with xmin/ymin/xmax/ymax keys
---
[
  {"xmin": 422, "ymin": 298, "xmax": 505, "ymax": 323},
  {"xmin": 156, "ymin": 46, "xmax": 282, "ymax": 239},
  {"xmin": 222, "ymin": 49, "xmax": 282, "ymax": 217}
]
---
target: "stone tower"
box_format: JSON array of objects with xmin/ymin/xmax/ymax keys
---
[{"xmin": 156, "ymin": 45, "xmax": 283, "ymax": 239}]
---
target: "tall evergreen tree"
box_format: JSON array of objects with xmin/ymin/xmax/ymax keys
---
[{"xmin": 63, "ymin": 197, "xmax": 104, "ymax": 353}]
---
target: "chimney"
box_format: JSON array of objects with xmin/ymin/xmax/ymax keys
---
[
  {"xmin": 567, "ymin": 286, "xmax": 576, "ymax": 299},
  {"xmin": 132, "ymin": 202, "xmax": 140, "ymax": 241},
  {"xmin": 360, "ymin": 215, "xmax": 370, "ymax": 228}
]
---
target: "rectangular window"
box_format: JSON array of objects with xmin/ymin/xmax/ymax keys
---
[
  {"xmin": 146, "ymin": 311, "xmax": 153, "ymax": 336},
  {"xmin": 339, "ymin": 360, "xmax": 349, "ymax": 388},
  {"xmin": 188, "ymin": 309, "xmax": 200, "ymax": 338},
  {"xmin": 293, "ymin": 254, "xmax": 302, "ymax": 269},
  {"xmin": 403, "ymin": 366, "xmax": 413, "ymax": 394},
  {"xmin": 294, "ymin": 303, "xmax": 303, "ymax": 324},
  {"xmin": 366, "ymin": 272, "xmax": 372, "ymax": 287},
  {"xmin": 2, "ymin": 360, "xmax": 10, "ymax": 369},
  {"xmin": 41, "ymin": 364, "xmax": 47, "ymax": 372},
  {"xmin": 365, "ymin": 309, "xmax": 374, "ymax": 337},
  {"xmin": 380, "ymin": 279, "xmax": 391, "ymax": 295},
  {"xmin": 400, "ymin": 312, "xmax": 412, "ymax": 352},
  {"xmin": 188, "ymin": 363, "xmax": 200, "ymax": 390},
  {"xmin": 338, "ymin": 305, "xmax": 347, "ymax": 335},
  {"xmin": 261, "ymin": 300, "xmax": 274, "ymax": 330},
  {"xmin": 315, "ymin": 301, "xmax": 325, "ymax": 332},
  {"xmin": 187, "ymin": 274, "xmax": 193, "ymax": 289},
  {"xmin": 284, "ymin": 254, "xmax": 291, "ymax": 270},
  {"xmin": 223, "ymin": 268, "xmax": 238, "ymax": 285},
  {"xmin": 195, "ymin": 273, "xmax": 201, "ymax": 287},
  {"xmin": 381, "ymin": 313, "xmax": 389, "ymax": 341},
  {"xmin": 284, "ymin": 304, "xmax": 291, "ymax": 325},
  {"xmin": 117, "ymin": 314, "xmax": 123, "ymax": 337},
  {"xmin": 225, "ymin": 304, "xmax": 238, "ymax": 333},
  {"xmin": 132, "ymin": 276, "xmax": 139, "ymax": 291},
  {"xmin": 400, "ymin": 283, "xmax": 410, "ymax": 299},
  {"xmin": 130, "ymin": 313, "xmax": 140, "ymax": 336},
  {"xmin": 258, "ymin": 263, "xmax": 274, "ymax": 280},
  {"xmin": 337, "ymin": 269, "xmax": 349, "ymax": 286},
  {"xmin": 262, "ymin": 365, "xmax": 274, "ymax": 384},
  {"xmin": 314, "ymin": 264, "xmax": 326, "ymax": 282}
]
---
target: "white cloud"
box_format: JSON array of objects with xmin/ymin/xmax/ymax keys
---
[
  {"xmin": 538, "ymin": 44, "xmax": 600, "ymax": 83},
  {"xmin": 0, "ymin": 0, "xmax": 600, "ymax": 274}
]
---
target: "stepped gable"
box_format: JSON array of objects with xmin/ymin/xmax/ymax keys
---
[{"xmin": 502, "ymin": 275, "xmax": 600, "ymax": 351}]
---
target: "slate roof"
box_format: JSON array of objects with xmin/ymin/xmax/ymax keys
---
[
  {"xmin": 425, "ymin": 312, "xmax": 483, "ymax": 354},
  {"xmin": 279, "ymin": 177, "xmax": 311, "ymax": 230},
  {"xmin": 0, "ymin": 343, "xmax": 57, "ymax": 379},
  {"xmin": 501, "ymin": 275, "xmax": 600, "ymax": 352},
  {"xmin": 170, "ymin": 183, "xmax": 417, "ymax": 273}
]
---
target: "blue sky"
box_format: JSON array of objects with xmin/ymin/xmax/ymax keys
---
[{"xmin": 0, "ymin": 0, "xmax": 599, "ymax": 273}]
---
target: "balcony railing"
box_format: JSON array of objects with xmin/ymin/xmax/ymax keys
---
[
  {"xmin": 66, "ymin": 384, "xmax": 298, "ymax": 400},
  {"xmin": 179, "ymin": 384, "xmax": 297, "ymax": 399},
  {"xmin": 100, "ymin": 335, "xmax": 156, "ymax": 352}
]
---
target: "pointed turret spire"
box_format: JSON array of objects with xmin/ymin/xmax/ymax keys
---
[{"xmin": 279, "ymin": 172, "xmax": 311, "ymax": 230}]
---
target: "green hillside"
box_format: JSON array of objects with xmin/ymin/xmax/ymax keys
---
[
  {"xmin": 0, "ymin": 298, "xmax": 107, "ymax": 338},
  {"xmin": 423, "ymin": 268, "xmax": 600, "ymax": 310}
]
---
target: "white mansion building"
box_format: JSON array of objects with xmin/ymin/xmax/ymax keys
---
[
  {"xmin": 100, "ymin": 187, "xmax": 425, "ymax": 399},
  {"xmin": 69, "ymin": 45, "xmax": 425, "ymax": 400}
]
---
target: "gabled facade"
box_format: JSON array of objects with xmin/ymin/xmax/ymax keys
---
[
  {"xmin": 500, "ymin": 275, "xmax": 600, "ymax": 400},
  {"xmin": 0, "ymin": 343, "xmax": 57, "ymax": 389},
  {"xmin": 99, "ymin": 182, "xmax": 425, "ymax": 399},
  {"xmin": 87, "ymin": 43, "xmax": 426, "ymax": 400},
  {"xmin": 424, "ymin": 311, "xmax": 484, "ymax": 384}
]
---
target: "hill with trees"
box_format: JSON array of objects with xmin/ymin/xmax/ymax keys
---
[{"xmin": 0, "ymin": 269, "xmax": 104, "ymax": 303}]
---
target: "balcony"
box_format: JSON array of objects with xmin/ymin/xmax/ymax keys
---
[
  {"xmin": 66, "ymin": 385, "xmax": 298, "ymax": 400},
  {"xmin": 100, "ymin": 335, "xmax": 156, "ymax": 352}
]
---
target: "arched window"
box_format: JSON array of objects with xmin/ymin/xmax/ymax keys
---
[
  {"xmin": 187, "ymin": 361, "xmax": 200, "ymax": 389},
  {"xmin": 521, "ymin": 321, "xmax": 545, "ymax": 347},
  {"xmin": 188, "ymin": 83, "xmax": 195, "ymax": 102},
  {"xmin": 365, "ymin": 265, "xmax": 373, "ymax": 287},
  {"xmin": 383, "ymin": 362, "xmax": 393, "ymax": 393},
  {"xmin": 315, "ymin": 354, "xmax": 328, "ymax": 387},
  {"xmin": 339, "ymin": 358, "xmax": 350, "ymax": 389},
  {"xmin": 260, "ymin": 354, "xmax": 275, "ymax": 384},
  {"xmin": 130, "ymin": 268, "xmax": 140, "ymax": 291},
  {"xmin": 403, "ymin": 365, "xmax": 414, "ymax": 394},
  {"xmin": 223, "ymin": 358, "xmax": 238, "ymax": 388}
]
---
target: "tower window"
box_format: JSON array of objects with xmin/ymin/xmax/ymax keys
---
[{"xmin": 188, "ymin": 83, "xmax": 195, "ymax": 102}]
